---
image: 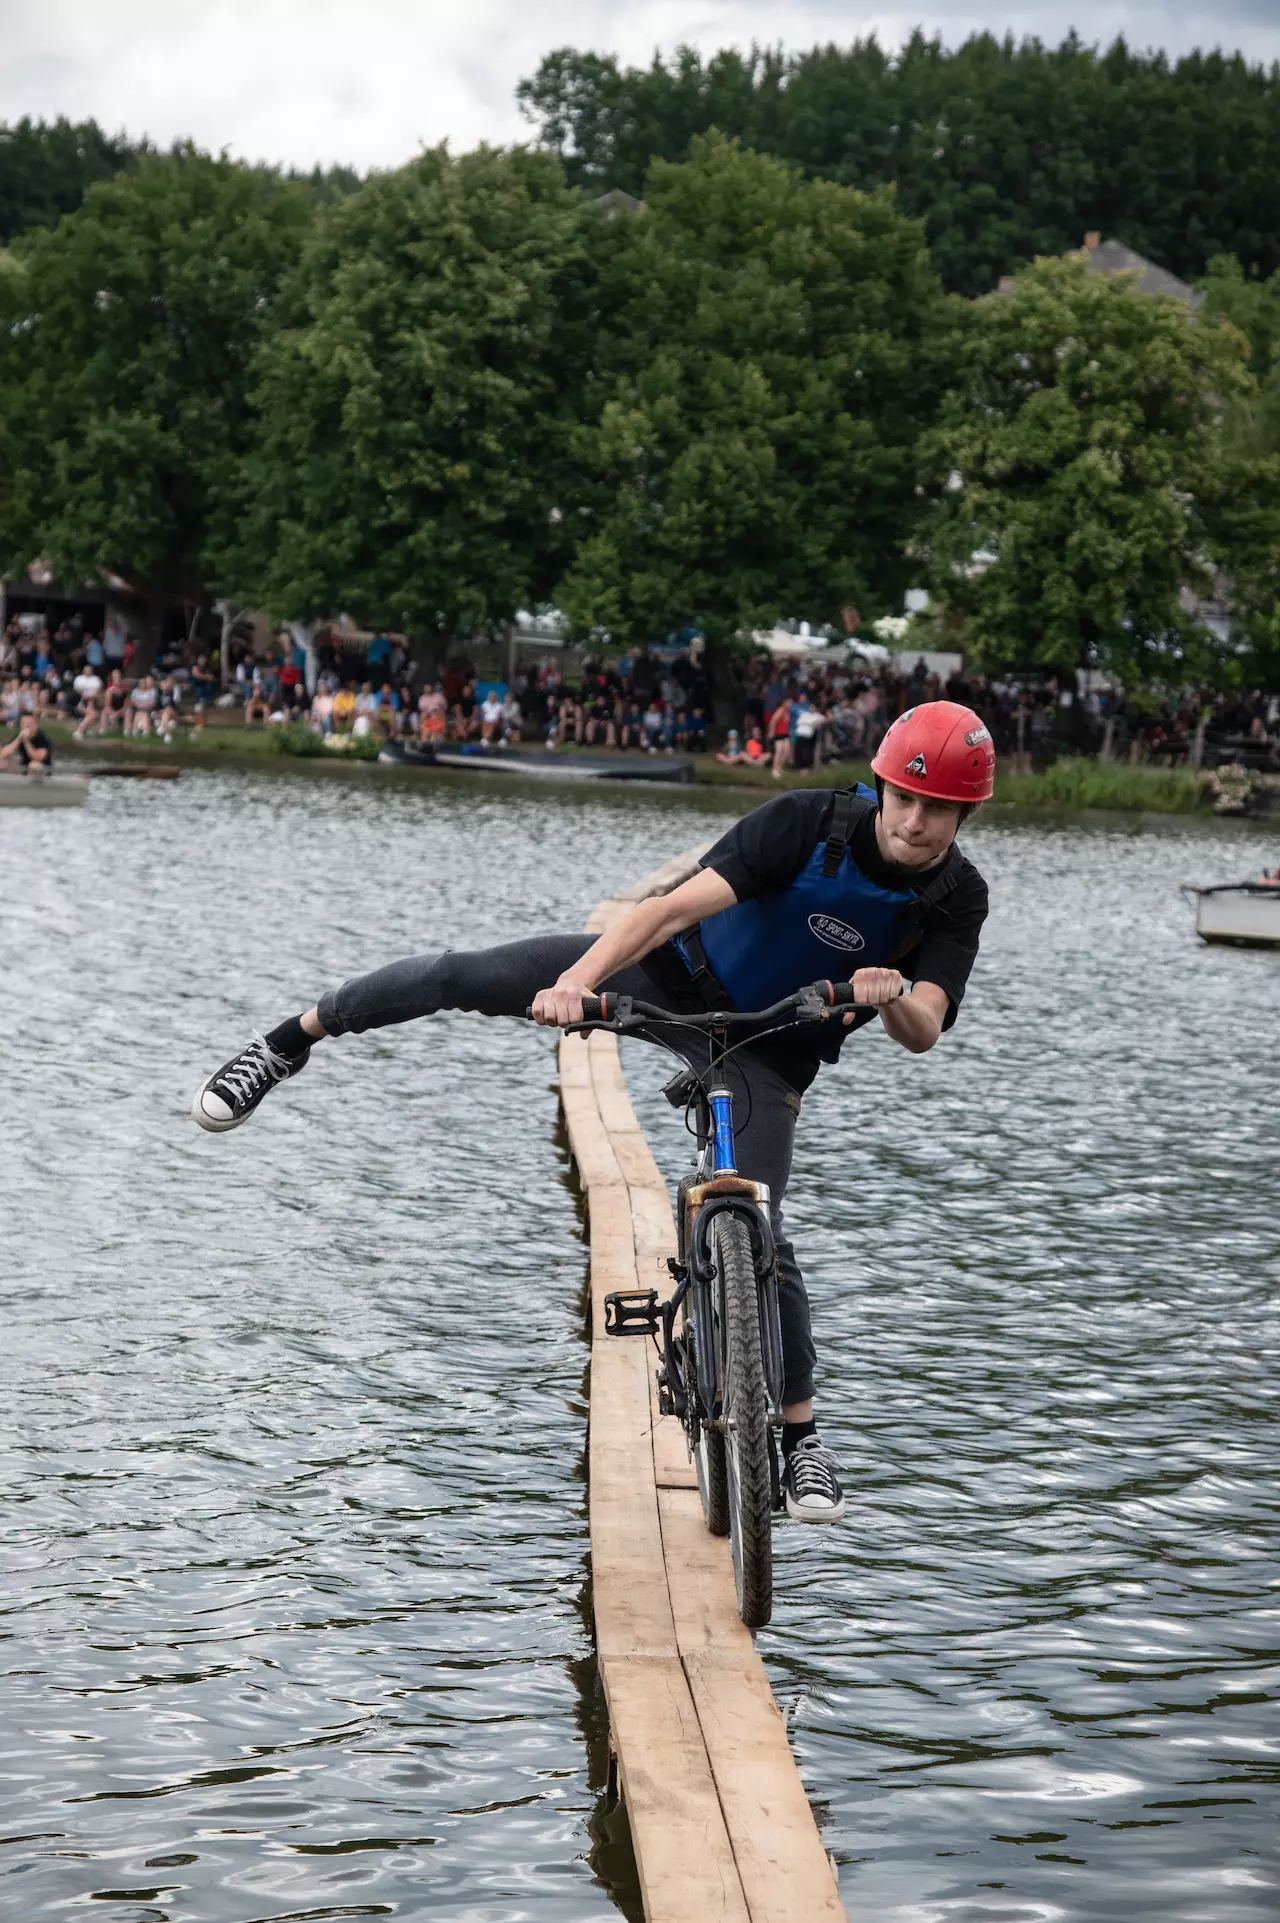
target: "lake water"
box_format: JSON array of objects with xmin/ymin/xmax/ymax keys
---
[{"xmin": 2, "ymin": 765, "xmax": 1277, "ymax": 1922}]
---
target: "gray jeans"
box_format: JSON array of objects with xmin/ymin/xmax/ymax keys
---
[{"xmin": 318, "ymin": 935, "xmax": 817, "ymax": 1403}]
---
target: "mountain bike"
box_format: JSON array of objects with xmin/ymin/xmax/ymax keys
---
[{"xmin": 565, "ymin": 977, "xmax": 860, "ymax": 1631}]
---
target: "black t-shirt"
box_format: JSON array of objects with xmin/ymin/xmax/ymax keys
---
[
  {"xmin": 16, "ymin": 729, "xmax": 53, "ymax": 768},
  {"xmin": 643, "ymin": 789, "xmax": 988, "ymax": 1091}
]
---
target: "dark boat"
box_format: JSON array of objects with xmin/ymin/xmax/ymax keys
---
[{"xmin": 378, "ymin": 740, "xmax": 696, "ymax": 785}]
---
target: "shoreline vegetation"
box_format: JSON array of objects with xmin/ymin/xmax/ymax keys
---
[{"xmin": 52, "ymin": 722, "xmax": 1214, "ymax": 814}]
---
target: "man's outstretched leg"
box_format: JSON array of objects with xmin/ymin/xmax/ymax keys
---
[{"xmin": 191, "ymin": 934, "xmax": 600, "ymax": 1132}]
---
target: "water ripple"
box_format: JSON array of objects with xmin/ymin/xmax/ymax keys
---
[{"xmin": 3, "ymin": 773, "xmax": 1278, "ymax": 1919}]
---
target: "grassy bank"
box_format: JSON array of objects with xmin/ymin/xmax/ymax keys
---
[
  {"xmin": 48, "ymin": 723, "xmax": 1211, "ymax": 813},
  {"xmin": 995, "ymin": 759, "xmax": 1206, "ymax": 813}
]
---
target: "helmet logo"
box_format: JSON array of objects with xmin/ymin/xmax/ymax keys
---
[
  {"xmin": 965, "ymin": 725, "xmax": 991, "ymax": 747},
  {"xmin": 905, "ymin": 752, "xmax": 927, "ymax": 777}
]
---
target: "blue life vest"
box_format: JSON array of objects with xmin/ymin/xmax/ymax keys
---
[{"xmin": 674, "ymin": 786, "xmax": 924, "ymax": 1016}]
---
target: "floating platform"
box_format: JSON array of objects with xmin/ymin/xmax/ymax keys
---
[
  {"xmin": 0, "ymin": 772, "xmax": 90, "ymax": 808},
  {"xmin": 1182, "ymin": 881, "xmax": 1280, "ymax": 947},
  {"xmin": 560, "ymin": 850, "xmax": 846, "ymax": 1923}
]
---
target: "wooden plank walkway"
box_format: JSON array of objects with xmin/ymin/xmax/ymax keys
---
[{"xmin": 559, "ymin": 851, "xmax": 847, "ymax": 1923}]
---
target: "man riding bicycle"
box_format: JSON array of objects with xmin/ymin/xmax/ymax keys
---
[{"xmin": 193, "ymin": 700, "xmax": 993, "ymax": 1524}]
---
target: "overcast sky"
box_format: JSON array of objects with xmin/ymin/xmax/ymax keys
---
[{"xmin": 3, "ymin": 1, "xmax": 1278, "ymax": 174}]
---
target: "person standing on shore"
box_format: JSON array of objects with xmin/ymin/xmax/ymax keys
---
[{"xmin": 191, "ymin": 702, "xmax": 993, "ymax": 1525}]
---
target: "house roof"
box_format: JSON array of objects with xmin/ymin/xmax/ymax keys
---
[
  {"xmin": 995, "ymin": 236, "xmax": 1204, "ymax": 309},
  {"xmin": 1083, "ymin": 238, "xmax": 1203, "ymax": 309}
]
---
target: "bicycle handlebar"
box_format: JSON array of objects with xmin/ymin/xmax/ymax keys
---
[{"xmin": 526, "ymin": 977, "xmax": 904, "ymax": 1029}]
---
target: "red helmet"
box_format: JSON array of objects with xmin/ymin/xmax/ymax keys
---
[{"xmin": 871, "ymin": 700, "xmax": 995, "ymax": 804}]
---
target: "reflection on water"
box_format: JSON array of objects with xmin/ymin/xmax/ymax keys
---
[{"xmin": 1, "ymin": 767, "xmax": 1277, "ymax": 1920}]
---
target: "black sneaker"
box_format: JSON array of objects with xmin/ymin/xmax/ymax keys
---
[
  {"xmin": 782, "ymin": 1434, "xmax": 847, "ymax": 1523},
  {"xmin": 191, "ymin": 1034, "xmax": 308, "ymax": 1132}
]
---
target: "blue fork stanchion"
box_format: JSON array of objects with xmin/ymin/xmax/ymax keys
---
[{"xmin": 708, "ymin": 1090, "xmax": 737, "ymax": 1174}]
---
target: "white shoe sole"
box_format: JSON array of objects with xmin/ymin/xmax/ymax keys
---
[
  {"xmin": 784, "ymin": 1491, "xmax": 847, "ymax": 1524},
  {"xmin": 190, "ymin": 1086, "xmax": 242, "ymax": 1132}
]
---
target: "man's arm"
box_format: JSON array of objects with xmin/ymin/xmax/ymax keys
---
[
  {"xmin": 842, "ymin": 968, "xmax": 949, "ymax": 1054},
  {"xmin": 531, "ymin": 867, "xmax": 737, "ymax": 1024}
]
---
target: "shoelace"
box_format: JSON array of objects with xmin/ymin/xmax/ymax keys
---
[
  {"xmin": 786, "ymin": 1437, "xmax": 840, "ymax": 1501},
  {"xmin": 212, "ymin": 1034, "xmax": 290, "ymax": 1106}
]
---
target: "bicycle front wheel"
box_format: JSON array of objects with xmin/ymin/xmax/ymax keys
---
[{"xmin": 712, "ymin": 1212, "xmax": 773, "ymax": 1629}]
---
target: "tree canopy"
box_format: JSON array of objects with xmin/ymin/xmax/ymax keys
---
[
  {"xmin": 226, "ymin": 145, "xmax": 595, "ymax": 643},
  {"xmin": 0, "ymin": 149, "xmax": 312, "ymax": 626},
  {"xmin": 0, "ymin": 117, "xmax": 141, "ymax": 248},
  {"xmin": 916, "ymin": 255, "xmax": 1262, "ymax": 681},
  {"xmin": 557, "ymin": 133, "xmax": 952, "ymax": 653},
  {"xmin": 520, "ymin": 35, "xmax": 1280, "ymax": 296}
]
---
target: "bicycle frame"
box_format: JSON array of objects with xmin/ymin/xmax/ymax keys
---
[{"xmin": 579, "ymin": 980, "xmax": 858, "ymax": 1460}]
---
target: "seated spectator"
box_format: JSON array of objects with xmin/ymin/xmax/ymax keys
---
[
  {"xmin": 100, "ymin": 669, "xmax": 129, "ymax": 734},
  {"xmin": 716, "ymin": 728, "xmax": 745, "ymax": 764},
  {"xmin": 311, "ymin": 687, "xmax": 335, "ymax": 735},
  {"xmin": 744, "ymin": 725, "xmax": 767, "ymax": 764},
  {"xmin": 480, "ymin": 688, "xmax": 505, "ymax": 743},
  {"xmin": 557, "ymin": 691, "xmax": 584, "ymax": 746},
  {"xmin": 0, "ymin": 710, "xmax": 54, "ymax": 772},
  {"xmin": 354, "ymin": 681, "xmax": 380, "ymax": 727},
  {"xmin": 130, "ymin": 674, "xmax": 160, "ymax": 735},
  {"xmin": 332, "ymin": 682, "xmax": 357, "ymax": 733},
  {"xmin": 685, "ymin": 705, "xmax": 709, "ymax": 752},
  {"xmin": 419, "ymin": 683, "xmax": 447, "ymax": 746},
  {"xmin": 584, "ymin": 692, "xmax": 615, "ymax": 747},
  {"xmin": 641, "ymin": 698, "xmax": 665, "ymax": 753},
  {"xmin": 157, "ymin": 674, "xmax": 182, "ymax": 743},
  {"xmin": 617, "ymin": 697, "xmax": 644, "ymax": 749},
  {"xmin": 454, "ymin": 680, "xmax": 480, "ymax": 740},
  {"xmin": 501, "ymin": 690, "xmax": 523, "ymax": 743},
  {"xmin": 72, "ymin": 663, "xmax": 103, "ymax": 719},
  {"xmin": 378, "ymin": 681, "xmax": 401, "ymax": 734}
]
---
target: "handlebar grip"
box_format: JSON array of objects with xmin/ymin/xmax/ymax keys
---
[
  {"xmin": 816, "ymin": 979, "xmax": 858, "ymax": 1008},
  {"xmin": 579, "ymin": 992, "xmax": 616, "ymax": 1022},
  {"xmin": 525, "ymin": 991, "xmax": 616, "ymax": 1022},
  {"xmin": 814, "ymin": 978, "xmax": 906, "ymax": 1008}
]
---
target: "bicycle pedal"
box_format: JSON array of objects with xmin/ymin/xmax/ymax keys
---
[{"xmin": 603, "ymin": 1288, "xmax": 660, "ymax": 1337}]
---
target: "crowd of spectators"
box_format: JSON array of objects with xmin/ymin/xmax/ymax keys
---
[
  {"xmin": 287, "ymin": 646, "xmax": 718, "ymax": 754},
  {"xmin": 1, "ymin": 616, "xmax": 218, "ymax": 743},
  {"xmin": 6, "ymin": 611, "xmax": 1277, "ymax": 776},
  {"xmin": 721, "ymin": 653, "xmax": 1280, "ymax": 775}
]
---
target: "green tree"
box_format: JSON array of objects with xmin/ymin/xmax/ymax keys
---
[
  {"xmin": 0, "ymin": 116, "xmax": 141, "ymax": 246},
  {"xmin": 0, "ymin": 148, "xmax": 311, "ymax": 641},
  {"xmin": 227, "ymin": 145, "xmax": 594, "ymax": 646},
  {"xmin": 519, "ymin": 35, "xmax": 1280, "ymax": 297},
  {"xmin": 556, "ymin": 133, "xmax": 952, "ymax": 656},
  {"xmin": 916, "ymin": 254, "xmax": 1257, "ymax": 681},
  {"xmin": 1198, "ymin": 252, "xmax": 1280, "ymax": 457}
]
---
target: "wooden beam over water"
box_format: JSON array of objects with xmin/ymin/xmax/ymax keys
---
[{"xmin": 560, "ymin": 851, "xmax": 847, "ymax": 1923}]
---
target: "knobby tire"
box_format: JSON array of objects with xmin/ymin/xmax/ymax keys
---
[
  {"xmin": 713, "ymin": 1212, "xmax": 773, "ymax": 1629},
  {"xmin": 684, "ymin": 1303, "xmax": 729, "ymax": 1537}
]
